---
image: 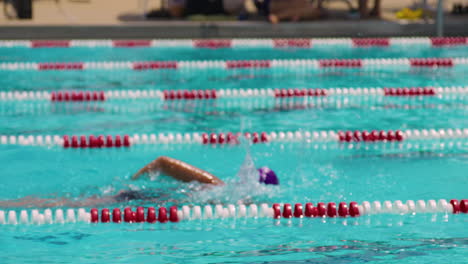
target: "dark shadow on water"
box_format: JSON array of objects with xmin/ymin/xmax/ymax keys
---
[
  {"xmin": 14, "ymin": 231, "xmax": 92, "ymax": 246},
  {"xmin": 208, "ymin": 237, "xmax": 468, "ymax": 263}
]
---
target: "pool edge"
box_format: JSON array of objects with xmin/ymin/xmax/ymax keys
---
[{"xmin": 0, "ymin": 20, "xmax": 467, "ymax": 39}]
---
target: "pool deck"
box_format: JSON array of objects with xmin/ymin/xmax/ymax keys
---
[
  {"xmin": 0, "ymin": 0, "xmax": 467, "ymax": 39},
  {"xmin": 1, "ymin": 20, "xmax": 467, "ymax": 39}
]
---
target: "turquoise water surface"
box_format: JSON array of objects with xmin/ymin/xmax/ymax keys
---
[{"xmin": 0, "ymin": 44, "xmax": 467, "ymax": 263}]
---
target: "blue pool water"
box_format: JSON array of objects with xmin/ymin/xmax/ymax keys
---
[{"xmin": 0, "ymin": 43, "xmax": 467, "ymax": 263}]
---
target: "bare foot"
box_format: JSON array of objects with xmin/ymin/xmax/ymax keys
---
[{"xmin": 269, "ymin": 14, "xmax": 279, "ymax": 24}]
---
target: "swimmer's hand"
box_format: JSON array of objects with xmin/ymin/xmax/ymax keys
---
[
  {"xmin": 132, "ymin": 156, "xmax": 225, "ymax": 186},
  {"xmin": 132, "ymin": 158, "xmax": 160, "ymax": 180}
]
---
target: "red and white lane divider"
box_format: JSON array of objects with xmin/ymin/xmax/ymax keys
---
[
  {"xmin": 1, "ymin": 58, "xmax": 467, "ymax": 71},
  {"xmin": 1, "ymin": 129, "xmax": 467, "ymax": 148},
  {"xmin": 0, "ymin": 37, "xmax": 466, "ymax": 48},
  {"xmin": 1, "ymin": 199, "xmax": 466, "ymax": 225},
  {"xmin": 1, "ymin": 86, "xmax": 467, "ymax": 102},
  {"xmin": 1, "ymin": 97, "xmax": 465, "ymax": 117}
]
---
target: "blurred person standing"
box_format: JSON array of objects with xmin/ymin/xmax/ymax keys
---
[
  {"xmin": 168, "ymin": 0, "xmax": 186, "ymax": 17},
  {"xmin": 184, "ymin": 0, "xmax": 245, "ymax": 15},
  {"xmin": 265, "ymin": 0, "xmax": 322, "ymax": 23},
  {"xmin": 167, "ymin": 0, "xmax": 246, "ymax": 18},
  {"xmin": 223, "ymin": 0, "xmax": 246, "ymax": 15},
  {"xmin": 358, "ymin": 0, "xmax": 381, "ymax": 18}
]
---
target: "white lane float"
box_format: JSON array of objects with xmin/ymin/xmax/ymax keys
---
[{"xmin": 1, "ymin": 199, "xmax": 466, "ymax": 225}]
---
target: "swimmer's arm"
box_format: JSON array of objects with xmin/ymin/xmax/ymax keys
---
[{"xmin": 132, "ymin": 156, "xmax": 224, "ymax": 185}]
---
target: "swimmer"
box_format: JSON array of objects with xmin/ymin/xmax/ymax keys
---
[{"xmin": 0, "ymin": 156, "xmax": 279, "ymax": 208}]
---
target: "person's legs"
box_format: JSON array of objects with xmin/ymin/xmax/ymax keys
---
[
  {"xmin": 359, "ymin": 0, "xmax": 381, "ymax": 18},
  {"xmin": 297, "ymin": 3, "xmax": 321, "ymax": 20},
  {"xmin": 269, "ymin": 0, "xmax": 294, "ymax": 16},
  {"xmin": 316, "ymin": 0, "xmax": 324, "ymax": 9},
  {"xmin": 185, "ymin": 0, "xmax": 224, "ymax": 15},
  {"xmin": 168, "ymin": 0, "xmax": 186, "ymax": 18},
  {"xmin": 369, "ymin": 0, "xmax": 381, "ymax": 17},
  {"xmin": 269, "ymin": 0, "xmax": 320, "ymax": 23},
  {"xmin": 223, "ymin": 0, "xmax": 245, "ymax": 15},
  {"xmin": 358, "ymin": 0, "xmax": 369, "ymax": 18},
  {"xmin": 269, "ymin": 0, "xmax": 293, "ymax": 23}
]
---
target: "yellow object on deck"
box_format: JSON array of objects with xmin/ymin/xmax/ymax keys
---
[{"xmin": 396, "ymin": 8, "xmax": 424, "ymax": 20}]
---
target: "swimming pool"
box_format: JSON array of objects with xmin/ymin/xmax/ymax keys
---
[{"xmin": 0, "ymin": 37, "xmax": 467, "ymax": 263}]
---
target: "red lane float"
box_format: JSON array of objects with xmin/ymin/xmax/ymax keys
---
[
  {"xmin": 163, "ymin": 89, "xmax": 217, "ymax": 100},
  {"xmin": 112, "ymin": 208, "xmax": 122, "ymax": 223},
  {"xmin": 226, "ymin": 60, "xmax": 271, "ymax": 69},
  {"xmin": 410, "ymin": 58, "xmax": 453, "ymax": 67},
  {"xmin": 327, "ymin": 202, "xmax": 337, "ymax": 218},
  {"xmin": 338, "ymin": 202, "xmax": 348, "ymax": 217},
  {"xmin": 450, "ymin": 199, "xmax": 460, "ymax": 214},
  {"xmin": 136, "ymin": 207, "xmax": 145, "ymax": 222},
  {"xmin": 273, "ymin": 204, "xmax": 281, "ymax": 219},
  {"xmin": 383, "ymin": 87, "xmax": 435, "ymax": 96},
  {"xmin": 158, "ymin": 207, "xmax": 168, "ymax": 223},
  {"xmin": 133, "ymin": 61, "xmax": 177, "ymax": 70},
  {"xmin": 169, "ymin": 206, "xmax": 179, "ymax": 222},
  {"xmin": 460, "ymin": 200, "xmax": 468, "ymax": 213},
  {"xmin": 314, "ymin": 202, "xmax": 355, "ymax": 218},
  {"xmin": 31, "ymin": 40, "xmax": 71, "ymax": 48},
  {"xmin": 38, "ymin": 62, "xmax": 84, "ymax": 70},
  {"xmin": 431, "ymin": 37, "xmax": 467, "ymax": 46},
  {"xmin": 113, "ymin": 40, "xmax": 152, "ymax": 47},
  {"xmin": 304, "ymin": 203, "xmax": 317, "ymax": 217},
  {"xmin": 273, "ymin": 39, "xmax": 311, "ymax": 48},
  {"xmin": 201, "ymin": 132, "xmax": 268, "ymax": 145},
  {"xmin": 90, "ymin": 208, "xmax": 99, "ymax": 223},
  {"xmin": 147, "ymin": 207, "xmax": 157, "ymax": 223},
  {"xmin": 63, "ymin": 135, "xmax": 130, "ymax": 148},
  {"xmin": 319, "ymin": 59, "xmax": 362, "ymax": 68},
  {"xmin": 193, "ymin": 39, "xmax": 232, "ymax": 48},
  {"xmin": 124, "ymin": 207, "xmax": 135, "ymax": 223},
  {"xmin": 337, "ymin": 130, "xmax": 404, "ymax": 142},
  {"xmin": 89, "ymin": 207, "xmax": 178, "ymax": 224},
  {"xmin": 317, "ymin": 202, "xmax": 327, "ymax": 217},
  {"xmin": 275, "ymin": 202, "xmax": 359, "ymax": 219},
  {"xmin": 282, "ymin": 204, "xmax": 293, "ymax": 218},
  {"xmin": 352, "ymin": 38, "xmax": 390, "ymax": 47},
  {"xmin": 274, "ymin": 88, "xmax": 327, "ymax": 98},
  {"xmin": 349, "ymin": 202, "xmax": 360, "ymax": 217},
  {"xmin": 101, "ymin": 208, "xmax": 110, "ymax": 223},
  {"xmin": 51, "ymin": 91, "xmax": 105, "ymax": 102},
  {"xmin": 294, "ymin": 203, "xmax": 303, "ymax": 218}
]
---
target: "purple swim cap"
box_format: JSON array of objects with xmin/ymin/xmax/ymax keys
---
[{"xmin": 258, "ymin": 167, "xmax": 279, "ymax": 185}]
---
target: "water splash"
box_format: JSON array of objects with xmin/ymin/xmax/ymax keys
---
[
  {"xmin": 187, "ymin": 143, "xmax": 278, "ymax": 205},
  {"xmin": 236, "ymin": 145, "xmax": 259, "ymax": 185}
]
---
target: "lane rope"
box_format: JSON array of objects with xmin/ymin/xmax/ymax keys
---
[
  {"xmin": 0, "ymin": 86, "xmax": 467, "ymax": 102},
  {"xmin": 0, "ymin": 128, "xmax": 466, "ymax": 148},
  {"xmin": 1, "ymin": 199, "xmax": 466, "ymax": 225},
  {"xmin": 0, "ymin": 96, "xmax": 466, "ymax": 118},
  {"xmin": 0, "ymin": 58, "xmax": 467, "ymax": 71},
  {"xmin": 0, "ymin": 37, "xmax": 466, "ymax": 48}
]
